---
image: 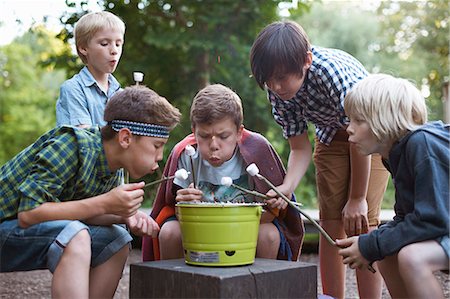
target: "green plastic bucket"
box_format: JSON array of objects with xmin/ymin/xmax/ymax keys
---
[{"xmin": 175, "ymin": 202, "xmax": 262, "ymax": 266}]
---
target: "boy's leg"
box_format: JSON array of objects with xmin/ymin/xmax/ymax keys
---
[
  {"xmin": 256, "ymin": 222, "xmax": 280, "ymax": 259},
  {"xmin": 355, "ymin": 227, "xmax": 383, "ymax": 299},
  {"xmin": 355, "ymin": 155, "xmax": 388, "ymax": 299},
  {"xmin": 314, "ymin": 137, "xmax": 388, "ymax": 299},
  {"xmin": 397, "ymin": 240, "xmax": 448, "ymax": 299},
  {"xmin": 159, "ymin": 220, "xmax": 184, "ymax": 259},
  {"xmin": 89, "ymin": 245, "xmax": 129, "ymax": 298},
  {"xmin": 378, "ymin": 254, "xmax": 409, "ymax": 297},
  {"xmin": 52, "ymin": 229, "xmax": 91, "ymax": 298},
  {"xmin": 319, "ymin": 220, "xmax": 346, "ymax": 298},
  {"xmin": 314, "ymin": 137, "xmax": 350, "ymax": 298},
  {"xmin": 86, "ymin": 224, "xmax": 132, "ymax": 298}
]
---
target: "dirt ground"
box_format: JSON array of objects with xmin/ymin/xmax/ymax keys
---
[{"xmin": 0, "ymin": 249, "xmax": 448, "ymax": 298}]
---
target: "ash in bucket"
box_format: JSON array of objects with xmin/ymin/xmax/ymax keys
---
[{"xmin": 175, "ymin": 202, "xmax": 263, "ymax": 266}]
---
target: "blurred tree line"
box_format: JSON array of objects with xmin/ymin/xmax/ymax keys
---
[{"xmin": 0, "ymin": 0, "xmax": 448, "ymax": 208}]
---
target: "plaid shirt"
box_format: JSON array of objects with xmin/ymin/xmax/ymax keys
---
[
  {"xmin": 268, "ymin": 46, "xmax": 368, "ymax": 145},
  {"xmin": 0, "ymin": 126, "xmax": 121, "ymax": 221}
]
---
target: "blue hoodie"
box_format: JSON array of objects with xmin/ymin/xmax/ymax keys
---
[{"xmin": 359, "ymin": 121, "xmax": 450, "ymax": 262}]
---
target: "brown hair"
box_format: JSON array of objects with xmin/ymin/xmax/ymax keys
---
[
  {"xmin": 250, "ymin": 21, "xmax": 311, "ymax": 89},
  {"xmin": 190, "ymin": 84, "xmax": 243, "ymax": 129},
  {"xmin": 75, "ymin": 11, "xmax": 125, "ymax": 64},
  {"xmin": 102, "ymin": 85, "xmax": 181, "ymax": 140}
]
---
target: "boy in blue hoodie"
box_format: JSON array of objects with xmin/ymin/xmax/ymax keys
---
[{"xmin": 337, "ymin": 74, "xmax": 449, "ymax": 299}]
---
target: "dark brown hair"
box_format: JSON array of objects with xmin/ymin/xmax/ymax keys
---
[{"xmin": 250, "ymin": 21, "xmax": 311, "ymax": 89}]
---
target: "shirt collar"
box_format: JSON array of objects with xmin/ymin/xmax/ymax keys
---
[{"xmin": 79, "ymin": 66, "xmax": 121, "ymax": 95}]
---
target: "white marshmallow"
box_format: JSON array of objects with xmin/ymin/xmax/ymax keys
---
[
  {"xmin": 220, "ymin": 177, "xmax": 233, "ymax": 187},
  {"xmin": 175, "ymin": 169, "xmax": 189, "ymax": 180},
  {"xmin": 185, "ymin": 144, "xmax": 196, "ymax": 156},
  {"xmin": 246, "ymin": 163, "xmax": 260, "ymax": 176},
  {"xmin": 133, "ymin": 72, "xmax": 144, "ymax": 83}
]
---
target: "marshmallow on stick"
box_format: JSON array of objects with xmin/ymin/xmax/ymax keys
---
[
  {"xmin": 133, "ymin": 72, "xmax": 144, "ymax": 85},
  {"xmin": 220, "ymin": 177, "xmax": 269, "ymax": 200},
  {"xmin": 144, "ymin": 169, "xmax": 189, "ymax": 188},
  {"xmin": 184, "ymin": 145, "xmax": 197, "ymax": 188}
]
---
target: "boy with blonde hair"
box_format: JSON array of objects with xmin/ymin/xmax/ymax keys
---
[
  {"xmin": 56, "ymin": 11, "xmax": 125, "ymax": 127},
  {"xmin": 142, "ymin": 83, "xmax": 304, "ymax": 262},
  {"xmin": 0, "ymin": 86, "xmax": 181, "ymax": 298},
  {"xmin": 337, "ymin": 74, "xmax": 449, "ymax": 299}
]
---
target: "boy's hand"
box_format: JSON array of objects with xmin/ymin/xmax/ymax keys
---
[
  {"xmin": 175, "ymin": 183, "xmax": 203, "ymax": 202},
  {"xmin": 342, "ymin": 198, "xmax": 369, "ymax": 236},
  {"xmin": 336, "ymin": 237, "xmax": 370, "ymax": 270},
  {"xmin": 125, "ymin": 210, "xmax": 160, "ymax": 237},
  {"xmin": 106, "ymin": 182, "xmax": 145, "ymax": 217},
  {"xmin": 265, "ymin": 183, "xmax": 291, "ymax": 210}
]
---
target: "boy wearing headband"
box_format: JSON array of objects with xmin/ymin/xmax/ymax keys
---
[
  {"xmin": 337, "ymin": 74, "xmax": 449, "ymax": 299},
  {"xmin": 0, "ymin": 86, "xmax": 181, "ymax": 298}
]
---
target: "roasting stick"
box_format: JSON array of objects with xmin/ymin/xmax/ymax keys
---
[
  {"xmin": 245, "ymin": 163, "xmax": 377, "ymax": 274},
  {"xmin": 184, "ymin": 145, "xmax": 197, "ymax": 188},
  {"xmin": 144, "ymin": 169, "xmax": 189, "ymax": 188}
]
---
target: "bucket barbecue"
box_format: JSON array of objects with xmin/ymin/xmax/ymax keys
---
[{"xmin": 175, "ymin": 202, "xmax": 262, "ymax": 266}]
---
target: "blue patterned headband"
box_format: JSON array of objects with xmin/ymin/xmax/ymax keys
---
[{"xmin": 110, "ymin": 120, "xmax": 170, "ymax": 138}]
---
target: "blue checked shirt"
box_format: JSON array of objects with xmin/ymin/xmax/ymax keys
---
[
  {"xmin": 56, "ymin": 66, "xmax": 121, "ymax": 127},
  {"xmin": 268, "ymin": 46, "xmax": 368, "ymax": 145},
  {"xmin": 0, "ymin": 126, "xmax": 122, "ymax": 221}
]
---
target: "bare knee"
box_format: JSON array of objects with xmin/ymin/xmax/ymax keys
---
[
  {"xmin": 397, "ymin": 245, "xmax": 422, "ymax": 272},
  {"xmin": 159, "ymin": 221, "xmax": 182, "ymax": 244},
  {"xmin": 66, "ymin": 229, "xmax": 91, "ymax": 255},
  {"xmin": 256, "ymin": 223, "xmax": 280, "ymax": 259},
  {"xmin": 258, "ymin": 223, "xmax": 280, "ymax": 246}
]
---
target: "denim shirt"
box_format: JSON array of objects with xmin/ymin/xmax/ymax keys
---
[
  {"xmin": 359, "ymin": 121, "xmax": 450, "ymax": 262},
  {"xmin": 56, "ymin": 66, "xmax": 121, "ymax": 127}
]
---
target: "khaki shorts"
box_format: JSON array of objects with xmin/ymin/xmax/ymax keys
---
[{"xmin": 313, "ymin": 131, "xmax": 389, "ymax": 226}]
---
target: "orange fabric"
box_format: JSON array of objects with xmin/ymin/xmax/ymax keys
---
[{"xmin": 151, "ymin": 206, "xmax": 175, "ymax": 261}]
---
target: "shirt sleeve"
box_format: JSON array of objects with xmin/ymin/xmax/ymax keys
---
[
  {"xmin": 358, "ymin": 133, "xmax": 449, "ymax": 262},
  {"xmin": 56, "ymin": 80, "xmax": 92, "ymax": 126},
  {"xmin": 17, "ymin": 135, "xmax": 79, "ymax": 212}
]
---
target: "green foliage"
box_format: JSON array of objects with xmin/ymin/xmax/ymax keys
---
[
  {"xmin": 0, "ymin": 27, "xmax": 67, "ymax": 164},
  {"xmin": 291, "ymin": 0, "xmax": 449, "ymax": 208},
  {"xmin": 53, "ymin": 0, "xmax": 309, "ymax": 205}
]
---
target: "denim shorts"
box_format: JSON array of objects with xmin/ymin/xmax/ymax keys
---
[
  {"xmin": 438, "ymin": 235, "xmax": 450, "ymax": 258},
  {"xmin": 0, "ymin": 219, "xmax": 132, "ymax": 273}
]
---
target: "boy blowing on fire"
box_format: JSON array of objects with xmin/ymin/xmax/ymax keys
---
[
  {"xmin": 0, "ymin": 86, "xmax": 180, "ymax": 298},
  {"xmin": 142, "ymin": 83, "xmax": 304, "ymax": 262},
  {"xmin": 337, "ymin": 74, "xmax": 449, "ymax": 299}
]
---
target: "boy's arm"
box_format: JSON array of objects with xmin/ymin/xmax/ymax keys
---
[
  {"xmin": 17, "ymin": 182, "xmax": 145, "ymax": 228},
  {"xmin": 57, "ymin": 82, "xmax": 92, "ymax": 127},
  {"xmin": 342, "ymin": 143, "xmax": 371, "ymax": 236},
  {"xmin": 267, "ymin": 132, "xmax": 312, "ymax": 198}
]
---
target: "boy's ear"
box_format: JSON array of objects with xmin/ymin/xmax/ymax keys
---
[
  {"xmin": 78, "ymin": 45, "xmax": 88, "ymax": 56},
  {"xmin": 237, "ymin": 124, "xmax": 244, "ymax": 141},
  {"xmin": 304, "ymin": 51, "xmax": 313, "ymax": 69},
  {"xmin": 118, "ymin": 128, "xmax": 133, "ymax": 148}
]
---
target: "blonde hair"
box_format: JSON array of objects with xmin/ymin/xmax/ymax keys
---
[
  {"xmin": 190, "ymin": 84, "xmax": 243, "ymax": 129},
  {"xmin": 345, "ymin": 74, "xmax": 428, "ymax": 141},
  {"xmin": 75, "ymin": 11, "xmax": 125, "ymax": 64}
]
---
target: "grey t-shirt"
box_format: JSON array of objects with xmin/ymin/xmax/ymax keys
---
[{"xmin": 173, "ymin": 147, "xmax": 254, "ymax": 203}]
